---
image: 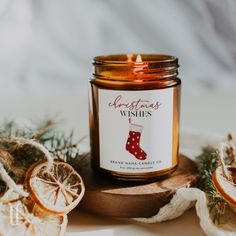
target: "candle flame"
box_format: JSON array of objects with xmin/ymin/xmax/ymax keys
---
[{"xmin": 136, "ymin": 54, "xmax": 142, "ymax": 63}]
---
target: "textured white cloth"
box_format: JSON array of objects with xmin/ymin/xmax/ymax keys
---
[
  {"xmin": 135, "ymin": 132, "xmax": 236, "ymax": 236},
  {"xmin": 136, "ymin": 188, "xmax": 236, "ymax": 236}
]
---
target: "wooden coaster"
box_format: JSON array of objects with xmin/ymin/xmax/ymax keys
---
[{"xmin": 79, "ymin": 155, "xmax": 198, "ymax": 218}]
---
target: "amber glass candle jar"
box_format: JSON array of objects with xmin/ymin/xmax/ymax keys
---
[{"xmin": 89, "ymin": 54, "xmax": 181, "ymax": 181}]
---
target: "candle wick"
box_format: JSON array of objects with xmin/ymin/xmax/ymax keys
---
[{"xmin": 127, "ymin": 54, "xmax": 133, "ymax": 63}]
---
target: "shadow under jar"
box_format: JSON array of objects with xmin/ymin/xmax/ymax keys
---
[{"xmin": 89, "ymin": 54, "xmax": 181, "ymax": 181}]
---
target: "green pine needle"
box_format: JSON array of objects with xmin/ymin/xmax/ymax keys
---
[{"xmin": 196, "ymin": 146, "xmax": 229, "ymax": 224}]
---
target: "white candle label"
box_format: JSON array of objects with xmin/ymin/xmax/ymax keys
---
[{"xmin": 98, "ymin": 88, "xmax": 174, "ymax": 173}]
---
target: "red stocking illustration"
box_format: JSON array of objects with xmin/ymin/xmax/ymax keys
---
[{"xmin": 125, "ymin": 118, "xmax": 147, "ymax": 160}]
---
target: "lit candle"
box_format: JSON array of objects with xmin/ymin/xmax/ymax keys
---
[{"xmin": 90, "ymin": 54, "xmax": 181, "ymax": 181}]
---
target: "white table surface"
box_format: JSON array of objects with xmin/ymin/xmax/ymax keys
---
[{"xmin": 1, "ymin": 91, "xmax": 235, "ymax": 236}]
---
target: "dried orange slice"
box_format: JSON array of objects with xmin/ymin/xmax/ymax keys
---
[
  {"xmin": 212, "ymin": 166, "xmax": 236, "ymax": 208},
  {"xmin": 0, "ymin": 187, "xmax": 67, "ymax": 236},
  {"xmin": 25, "ymin": 161, "xmax": 85, "ymax": 215}
]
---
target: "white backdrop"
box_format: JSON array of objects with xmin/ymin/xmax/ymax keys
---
[{"xmin": 0, "ymin": 0, "xmax": 235, "ymax": 96}]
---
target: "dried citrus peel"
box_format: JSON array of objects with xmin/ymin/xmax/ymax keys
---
[
  {"xmin": 0, "ymin": 187, "xmax": 68, "ymax": 236},
  {"xmin": 0, "ymin": 138, "xmax": 70, "ymax": 236},
  {"xmin": 212, "ymin": 141, "xmax": 236, "ymax": 209},
  {"xmin": 212, "ymin": 166, "xmax": 236, "ymax": 208},
  {"xmin": 25, "ymin": 161, "xmax": 85, "ymax": 215}
]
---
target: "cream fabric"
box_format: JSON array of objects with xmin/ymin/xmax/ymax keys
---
[{"xmin": 136, "ymin": 188, "xmax": 236, "ymax": 236}]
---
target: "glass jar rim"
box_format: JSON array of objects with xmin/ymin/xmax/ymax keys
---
[
  {"xmin": 92, "ymin": 54, "xmax": 179, "ymax": 81},
  {"xmin": 93, "ymin": 54, "xmax": 178, "ymax": 66}
]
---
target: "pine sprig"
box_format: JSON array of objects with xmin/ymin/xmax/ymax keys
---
[
  {"xmin": 32, "ymin": 118, "xmax": 58, "ymax": 142},
  {"xmin": 0, "ymin": 119, "xmax": 31, "ymax": 138},
  {"xmin": 42, "ymin": 130, "xmax": 88, "ymax": 171},
  {"xmin": 196, "ymin": 146, "xmax": 229, "ymax": 224},
  {"xmin": 197, "ymin": 146, "xmax": 218, "ymax": 190},
  {"xmin": 0, "ymin": 117, "xmax": 88, "ymax": 173}
]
